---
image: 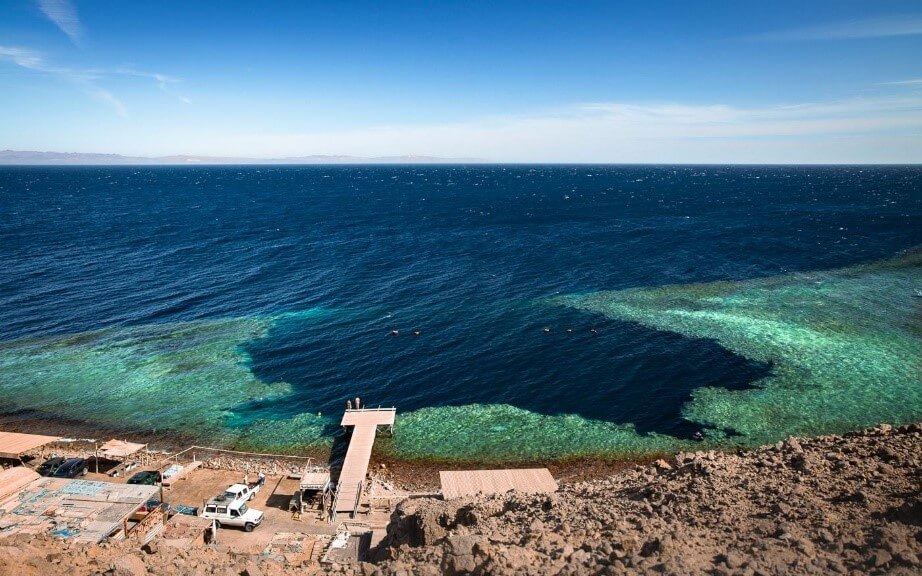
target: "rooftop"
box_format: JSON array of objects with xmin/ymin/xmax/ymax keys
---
[
  {"xmin": 0, "ymin": 472, "xmax": 159, "ymax": 543},
  {"xmin": 299, "ymin": 465, "xmax": 331, "ymax": 491},
  {"xmin": 0, "ymin": 431, "xmax": 60, "ymax": 459},
  {"xmin": 98, "ymin": 439, "xmax": 147, "ymax": 459}
]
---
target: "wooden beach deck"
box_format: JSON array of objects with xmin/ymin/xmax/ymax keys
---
[
  {"xmin": 334, "ymin": 407, "xmax": 396, "ymax": 519},
  {"xmin": 440, "ymin": 468, "xmax": 557, "ymax": 499}
]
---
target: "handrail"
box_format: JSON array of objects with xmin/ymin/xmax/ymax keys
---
[
  {"xmin": 329, "ymin": 486, "xmax": 341, "ymax": 524},
  {"xmin": 344, "ymin": 406, "xmax": 396, "ymax": 412},
  {"xmin": 351, "ymin": 480, "xmax": 362, "ymax": 518}
]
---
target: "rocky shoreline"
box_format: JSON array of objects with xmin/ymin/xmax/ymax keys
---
[
  {"xmin": 0, "ymin": 411, "xmax": 663, "ymax": 491},
  {"xmin": 0, "ymin": 423, "xmax": 919, "ymax": 575},
  {"xmin": 377, "ymin": 423, "xmax": 921, "ymax": 575}
]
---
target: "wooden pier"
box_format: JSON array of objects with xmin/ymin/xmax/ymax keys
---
[{"xmin": 333, "ymin": 407, "xmax": 396, "ymax": 519}]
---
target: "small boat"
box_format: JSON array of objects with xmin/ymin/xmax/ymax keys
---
[{"xmin": 391, "ymin": 329, "xmax": 399, "ymax": 336}]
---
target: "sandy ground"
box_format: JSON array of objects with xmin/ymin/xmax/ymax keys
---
[{"xmin": 86, "ymin": 466, "xmax": 340, "ymax": 551}]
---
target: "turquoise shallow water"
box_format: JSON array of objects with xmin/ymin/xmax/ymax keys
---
[
  {"xmin": 555, "ymin": 248, "xmax": 922, "ymax": 447},
  {"xmin": 0, "ymin": 165, "xmax": 919, "ymax": 460},
  {"xmin": 0, "ymin": 250, "xmax": 917, "ymax": 459}
]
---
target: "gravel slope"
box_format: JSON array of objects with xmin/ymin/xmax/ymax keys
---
[{"xmin": 377, "ymin": 423, "xmax": 920, "ymax": 575}]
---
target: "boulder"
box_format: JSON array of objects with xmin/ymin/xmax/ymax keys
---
[
  {"xmin": 110, "ymin": 555, "xmax": 148, "ymax": 576},
  {"xmin": 441, "ymin": 535, "xmax": 479, "ymax": 575}
]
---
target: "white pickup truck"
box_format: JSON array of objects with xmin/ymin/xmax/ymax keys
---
[
  {"xmin": 200, "ymin": 500, "xmax": 264, "ymax": 532},
  {"xmin": 221, "ymin": 480, "xmax": 262, "ymax": 505}
]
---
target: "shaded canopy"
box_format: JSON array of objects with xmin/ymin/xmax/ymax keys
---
[
  {"xmin": 0, "ymin": 431, "xmax": 60, "ymax": 459},
  {"xmin": 299, "ymin": 464, "xmax": 331, "ymax": 491},
  {"xmin": 98, "ymin": 439, "xmax": 146, "ymax": 459}
]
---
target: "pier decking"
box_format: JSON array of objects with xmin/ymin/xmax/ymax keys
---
[{"xmin": 334, "ymin": 407, "xmax": 396, "ymax": 518}]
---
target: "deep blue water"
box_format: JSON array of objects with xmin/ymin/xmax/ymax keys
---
[{"xmin": 1, "ymin": 165, "xmax": 920, "ymax": 444}]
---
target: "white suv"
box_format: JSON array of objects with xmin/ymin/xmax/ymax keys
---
[{"xmin": 200, "ymin": 500, "xmax": 264, "ymax": 532}]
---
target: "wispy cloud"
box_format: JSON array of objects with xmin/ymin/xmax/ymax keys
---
[
  {"xmin": 880, "ymin": 79, "xmax": 922, "ymax": 86},
  {"xmin": 36, "ymin": 0, "xmax": 83, "ymax": 45},
  {"xmin": 0, "ymin": 46, "xmax": 45, "ymax": 70},
  {"xmin": 0, "ymin": 45, "xmax": 96, "ymax": 82},
  {"xmin": 0, "ymin": 45, "xmax": 188, "ymax": 116},
  {"xmin": 220, "ymin": 95, "xmax": 922, "ymax": 163},
  {"xmin": 114, "ymin": 67, "xmax": 190, "ymax": 103},
  {"xmin": 86, "ymin": 87, "xmax": 127, "ymax": 118},
  {"xmin": 0, "ymin": 46, "xmax": 122, "ymax": 115},
  {"xmin": 750, "ymin": 15, "xmax": 922, "ymax": 41},
  {"xmin": 579, "ymin": 97, "xmax": 922, "ymax": 127}
]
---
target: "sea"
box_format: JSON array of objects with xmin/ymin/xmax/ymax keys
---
[{"xmin": 1, "ymin": 165, "xmax": 920, "ymax": 461}]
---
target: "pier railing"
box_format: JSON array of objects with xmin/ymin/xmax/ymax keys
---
[
  {"xmin": 351, "ymin": 480, "xmax": 363, "ymax": 518},
  {"xmin": 329, "ymin": 488, "xmax": 341, "ymax": 524},
  {"xmin": 328, "ymin": 479, "xmax": 364, "ymax": 524}
]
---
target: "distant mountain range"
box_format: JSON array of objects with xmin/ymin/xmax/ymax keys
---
[{"xmin": 0, "ymin": 150, "xmax": 488, "ymax": 165}]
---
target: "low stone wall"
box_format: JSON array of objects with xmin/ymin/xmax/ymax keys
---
[{"xmin": 169, "ymin": 448, "xmax": 315, "ymax": 477}]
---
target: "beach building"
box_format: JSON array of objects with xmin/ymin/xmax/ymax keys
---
[
  {"xmin": 290, "ymin": 462, "xmax": 333, "ymax": 517},
  {"xmin": 0, "ymin": 467, "xmax": 160, "ymax": 543},
  {"xmin": 0, "ymin": 431, "xmax": 60, "ymax": 462},
  {"xmin": 0, "ymin": 466, "xmax": 39, "ymax": 502},
  {"xmin": 96, "ymin": 438, "xmax": 148, "ymax": 476}
]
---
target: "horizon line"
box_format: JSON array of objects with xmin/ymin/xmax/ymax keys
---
[
  {"xmin": 2, "ymin": 162, "xmax": 920, "ymax": 167},
  {"xmin": 1, "ymin": 149, "xmax": 920, "ymax": 167}
]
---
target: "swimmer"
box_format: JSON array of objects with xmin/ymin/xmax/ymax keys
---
[
  {"xmin": 391, "ymin": 329, "xmax": 399, "ymax": 336},
  {"xmin": 413, "ymin": 329, "xmax": 421, "ymax": 336},
  {"xmin": 543, "ymin": 327, "xmax": 551, "ymax": 333},
  {"xmin": 590, "ymin": 328, "xmax": 598, "ymax": 334}
]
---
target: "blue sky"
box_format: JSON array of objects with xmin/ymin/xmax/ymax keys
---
[{"xmin": 0, "ymin": 0, "xmax": 920, "ymax": 162}]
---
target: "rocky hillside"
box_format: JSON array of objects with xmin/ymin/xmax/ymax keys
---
[
  {"xmin": 378, "ymin": 424, "xmax": 920, "ymax": 575},
  {"xmin": 0, "ymin": 424, "xmax": 918, "ymax": 576}
]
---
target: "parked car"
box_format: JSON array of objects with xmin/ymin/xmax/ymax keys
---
[
  {"xmin": 136, "ymin": 499, "xmax": 162, "ymax": 514},
  {"xmin": 37, "ymin": 456, "xmax": 66, "ymax": 476},
  {"xmin": 200, "ymin": 499, "xmax": 264, "ymax": 532},
  {"xmin": 52, "ymin": 457, "xmax": 88, "ymax": 478},
  {"xmin": 216, "ymin": 476, "xmax": 264, "ymax": 505},
  {"xmin": 127, "ymin": 470, "xmax": 162, "ymax": 485}
]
